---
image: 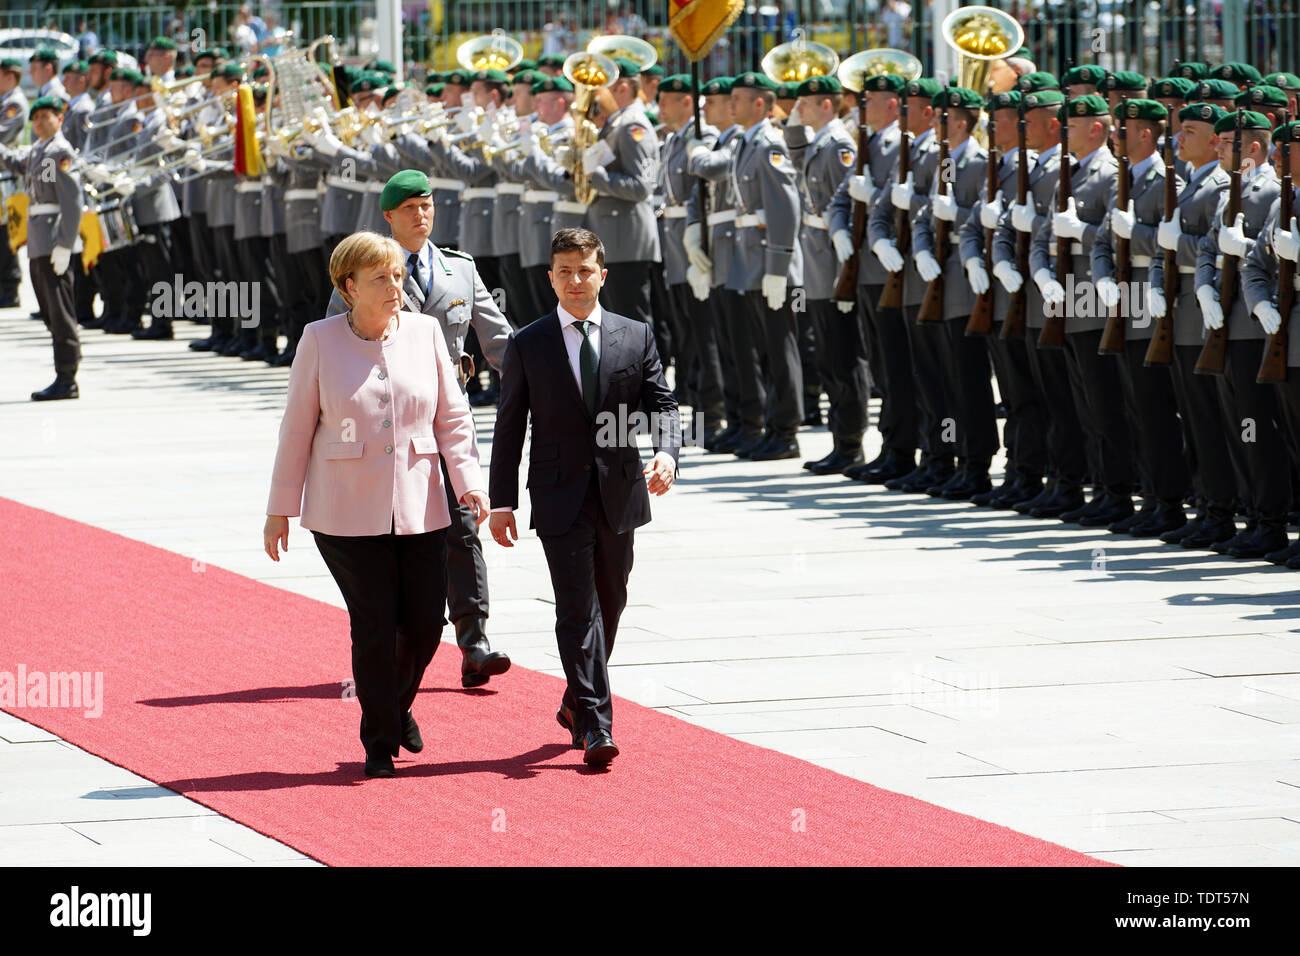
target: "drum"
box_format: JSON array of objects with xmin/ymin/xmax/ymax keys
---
[
  {"xmin": 92, "ymin": 200, "xmax": 139, "ymax": 254},
  {"xmin": 1, "ymin": 173, "xmax": 25, "ymax": 248}
]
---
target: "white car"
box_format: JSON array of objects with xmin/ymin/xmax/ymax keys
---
[{"xmin": 0, "ymin": 29, "xmax": 138, "ymax": 98}]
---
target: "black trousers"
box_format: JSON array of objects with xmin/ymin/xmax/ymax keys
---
[
  {"xmin": 647, "ymin": 259, "xmax": 675, "ymax": 367},
  {"xmin": 1218, "ymin": 338, "xmax": 1289, "ymax": 524},
  {"xmin": 186, "ymin": 212, "xmax": 214, "ymax": 285},
  {"xmin": 987, "ymin": 323, "xmax": 1048, "ymax": 476},
  {"xmin": 670, "ymin": 281, "xmax": 725, "ymax": 431},
  {"xmin": 941, "ymin": 316, "xmax": 999, "ymax": 463},
  {"xmin": 902, "ymin": 305, "xmax": 955, "ymax": 458},
  {"xmin": 31, "ymin": 254, "xmax": 80, "ymax": 378},
  {"xmin": 209, "ymin": 224, "xmax": 239, "ymax": 338},
  {"xmin": 97, "ymin": 247, "xmax": 128, "ymax": 324},
  {"xmin": 231, "ymin": 234, "xmax": 281, "ymax": 347},
  {"xmin": 601, "ymin": 260, "xmax": 653, "ymax": 329},
  {"xmin": 538, "ymin": 475, "xmax": 634, "ymax": 738},
  {"xmin": 711, "ymin": 286, "xmax": 745, "ymax": 431},
  {"xmin": 441, "ymin": 457, "xmax": 489, "ymax": 622},
  {"xmin": 861, "ymin": 283, "xmax": 916, "ymax": 455},
  {"xmin": 722, "ymin": 287, "xmax": 763, "ymax": 436},
  {"xmin": 134, "ymin": 221, "xmax": 176, "ymax": 330},
  {"xmin": 496, "ymin": 251, "xmax": 535, "ymax": 330},
  {"xmin": 796, "ymin": 297, "xmax": 822, "ymax": 411},
  {"xmin": 1171, "ymin": 343, "xmax": 1238, "ymax": 513},
  {"xmin": 72, "ymin": 254, "xmax": 96, "ymax": 322},
  {"xmin": 284, "ymin": 244, "xmax": 330, "ymax": 351},
  {"xmin": 1025, "ymin": 327, "xmax": 1088, "ymax": 482},
  {"xmin": 526, "ymin": 264, "xmax": 554, "ymax": 323},
  {"xmin": 1064, "ymin": 328, "xmax": 1133, "ymax": 493},
  {"xmin": 313, "ymin": 526, "xmax": 449, "ymax": 759},
  {"xmin": 743, "ymin": 288, "xmax": 804, "ymax": 438},
  {"xmin": 0, "ymin": 221, "xmax": 20, "ymax": 297},
  {"xmin": 1115, "ymin": 338, "xmax": 1192, "ymax": 505},
  {"xmin": 808, "ymin": 298, "xmax": 870, "ymax": 444}
]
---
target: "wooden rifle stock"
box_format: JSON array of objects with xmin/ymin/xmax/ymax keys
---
[
  {"xmin": 832, "ymin": 91, "xmax": 868, "ymax": 304},
  {"xmin": 1197, "ymin": 106, "xmax": 1247, "ymax": 374},
  {"xmin": 1259, "ymin": 110, "xmax": 1293, "ymax": 383},
  {"xmin": 878, "ymin": 92, "xmax": 911, "ymax": 310},
  {"xmin": 966, "ymin": 92, "xmax": 997, "ymax": 336},
  {"xmin": 918, "ymin": 101, "xmax": 949, "ymax": 323},
  {"xmin": 1001, "ymin": 95, "xmax": 1029, "ymax": 340},
  {"xmin": 1037, "ymin": 93, "xmax": 1071, "ymax": 349},
  {"xmin": 1098, "ymin": 109, "xmax": 1130, "ymax": 353},
  {"xmin": 1144, "ymin": 127, "xmax": 1179, "ymax": 366}
]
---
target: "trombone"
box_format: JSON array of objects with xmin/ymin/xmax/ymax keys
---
[{"xmin": 84, "ymin": 70, "xmax": 218, "ymax": 130}]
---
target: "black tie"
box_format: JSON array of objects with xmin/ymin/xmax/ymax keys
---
[
  {"xmin": 578, "ymin": 320, "xmax": 598, "ymax": 416},
  {"xmin": 407, "ymin": 252, "xmax": 421, "ymax": 295}
]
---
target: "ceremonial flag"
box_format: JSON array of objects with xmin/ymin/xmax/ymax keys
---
[
  {"xmin": 669, "ymin": 0, "xmax": 744, "ymax": 62},
  {"xmin": 233, "ymin": 83, "xmax": 262, "ymax": 176}
]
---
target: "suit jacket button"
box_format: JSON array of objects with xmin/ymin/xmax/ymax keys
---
[
  {"xmin": 385, "ymin": 445, "xmax": 393, "ymax": 454},
  {"xmin": 378, "ymin": 370, "xmax": 387, "ymax": 380},
  {"xmin": 382, "ymin": 419, "xmax": 391, "ymax": 428}
]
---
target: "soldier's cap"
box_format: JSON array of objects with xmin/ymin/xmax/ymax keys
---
[
  {"xmin": 381, "ymin": 86, "xmax": 402, "ymax": 105},
  {"xmin": 1101, "ymin": 70, "xmax": 1147, "ymax": 92},
  {"xmin": 1059, "ymin": 93, "xmax": 1109, "ymax": 120},
  {"xmin": 932, "ymin": 85, "xmax": 982, "ymax": 110},
  {"xmin": 987, "ymin": 89, "xmax": 1022, "ymax": 111},
  {"xmin": 1237, "ymin": 84, "xmax": 1288, "ymax": 109},
  {"xmin": 367, "ymin": 59, "xmax": 397, "ymax": 75},
  {"xmin": 252, "ymin": 64, "xmax": 269, "ymax": 80},
  {"xmin": 132, "ymin": 73, "xmax": 154, "ymax": 89},
  {"xmin": 1016, "ymin": 71, "xmax": 1060, "ymax": 93},
  {"xmin": 777, "ymin": 81, "xmax": 801, "ymax": 100},
  {"xmin": 1266, "ymin": 71, "xmax": 1300, "ymax": 90},
  {"xmin": 148, "ymin": 36, "xmax": 179, "ymax": 52},
  {"xmin": 29, "ymin": 46, "xmax": 60, "ymax": 64},
  {"xmin": 193, "ymin": 48, "xmax": 227, "ymax": 63},
  {"xmin": 612, "ymin": 57, "xmax": 643, "ymax": 79},
  {"xmin": 337, "ymin": 64, "xmax": 360, "ymax": 84},
  {"xmin": 1214, "ymin": 109, "xmax": 1271, "ymax": 134},
  {"xmin": 512, "ymin": 69, "xmax": 540, "ymax": 87},
  {"xmin": 1174, "ymin": 61, "xmax": 1209, "ymax": 81},
  {"xmin": 514, "ymin": 59, "xmax": 537, "ymax": 74},
  {"xmin": 1149, "ymin": 76, "xmax": 1196, "ymax": 99},
  {"xmin": 62, "ymin": 60, "xmax": 88, "ymax": 74},
  {"xmin": 1214, "ymin": 62, "xmax": 1262, "ymax": 84},
  {"xmin": 381, "ymin": 170, "xmax": 433, "ymax": 211},
  {"xmin": 425, "ymin": 82, "xmax": 444, "ymax": 97},
  {"xmin": 28, "ymin": 95, "xmax": 65, "ymax": 118},
  {"xmin": 110, "ymin": 67, "xmax": 145, "ymax": 85},
  {"xmin": 643, "ymin": 64, "xmax": 665, "ymax": 79},
  {"xmin": 658, "ymin": 74, "xmax": 696, "ymax": 96},
  {"xmin": 427, "ymin": 71, "xmax": 446, "ymax": 83},
  {"xmin": 1061, "ymin": 64, "xmax": 1106, "ymax": 87},
  {"xmin": 87, "ymin": 50, "xmax": 119, "ymax": 67},
  {"xmin": 213, "ymin": 63, "xmax": 245, "ymax": 82},
  {"xmin": 735, "ymin": 71, "xmax": 784, "ymax": 93},
  {"xmin": 1188, "ymin": 78, "xmax": 1239, "ymax": 102},
  {"xmin": 1113, "ymin": 98, "xmax": 1167, "ymax": 122},
  {"xmin": 471, "ymin": 68, "xmax": 510, "ymax": 86},
  {"xmin": 702, "ymin": 76, "xmax": 734, "ymax": 96},
  {"xmin": 1272, "ymin": 121, "xmax": 1300, "ymax": 144},
  {"xmin": 1179, "ymin": 102, "xmax": 1229, "ymax": 125},
  {"xmin": 350, "ymin": 72, "xmax": 387, "ymax": 93},
  {"xmin": 862, "ymin": 73, "xmax": 906, "ymax": 94},
  {"xmin": 905, "ymin": 77, "xmax": 943, "ymax": 100},
  {"xmin": 536, "ymin": 54, "xmax": 566, "ymax": 69},
  {"xmin": 177, "ymin": 64, "xmax": 195, "ymax": 78},
  {"xmin": 795, "ymin": 74, "xmax": 842, "ymax": 98},
  {"xmin": 1022, "ymin": 89, "xmax": 1065, "ymax": 110},
  {"xmin": 252, "ymin": 84, "xmax": 268, "ymax": 105},
  {"xmin": 532, "ymin": 75, "xmax": 574, "ymax": 95},
  {"xmin": 0, "ymin": 58, "xmax": 21, "ymax": 75},
  {"xmin": 1011, "ymin": 46, "xmax": 1034, "ymax": 63},
  {"xmin": 445, "ymin": 69, "xmax": 471, "ymax": 86}
]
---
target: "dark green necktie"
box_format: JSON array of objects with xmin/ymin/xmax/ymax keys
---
[{"xmin": 578, "ymin": 320, "xmax": 598, "ymax": 416}]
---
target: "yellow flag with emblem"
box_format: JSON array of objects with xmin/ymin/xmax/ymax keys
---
[{"xmin": 669, "ymin": 0, "xmax": 745, "ymax": 62}]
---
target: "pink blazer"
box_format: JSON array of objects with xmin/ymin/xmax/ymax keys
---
[{"xmin": 267, "ymin": 310, "xmax": 485, "ymax": 536}]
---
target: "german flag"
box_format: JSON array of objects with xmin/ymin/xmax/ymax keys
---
[{"xmin": 669, "ymin": 0, "xmax": 745, "ymax": 62}]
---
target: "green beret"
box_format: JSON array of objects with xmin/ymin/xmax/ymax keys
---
[
  {"xmin": 702, "ymin": 76, "xmax": 734, "ymax": 96},
  {"xmin": 1188, "ymin": 79, "xmax": 1239, "ymax": 102},
  {"xmin": 905, "ymin": 77, "xmax": 943, "ymax": 100},
  {"xmin": 87, "ymin": 50, "xmax": 119, "ymax": 67},
  {"xmin": 1237, "ymin": 84, "xmax": 1288, "ymax": 110},
  {"xmin": 213, "ymin": 63, "xmax": 244, "ymax": 82},
  {"xmin": 987, "ymin": 90, "xmax": 1022, "ymax": 111},
  {"xmin": 1179, "ymin": 102, "xmax": 1229, "ymax": 125},
  {"xmin": 425, "ymin": 82, "xmax": 444, "ymax": 97},
  {"xmin": 177, "ymin": 64, "xmax": 195, "ymax": 78},
  {"xmin": 1272, "ymin": 121, "xmax": 1300, "ymax": 144},
  {"xmin": 1022, "ymin": 89, "xmax": 1065, "ymax": 110},
  {"xmin": 1175, "ymin": 62, "xmax": 1209, "ymax": 81},
  {"xmin": 0, "ymin": 58, "xmax": 21, "ymax": 74},
  {"xmin": 252, "ymin": 64, "xmax": 269, "ymax": 80},
  {"xmin": 514, "ymin": 59, "xmax": 537, "ymax": 74},
  {"xmin": 1060, "ymin": 93, "xmax": 1110, "ymax": 120},
  {"xmin": 381, "ymin": 86, "xmax": 401, "ymax": 104},
  {"xmin": 734, "ymin": 71, "xmax": 780, "ymax": 92},
  {"xmin": 643, "ymin": 64, "xmax": 665, "ymax": 79},
  {"xmin": 1149, "ymin": 76, "xmax": 1196, "ymax": 100},
  {"xmin": 512, "ymin": 69, "xmax": 540, "ymax": 87},
  {"xmin": 1016, "ymin": 71, "xmax": 1060, "ymax": 93},
  {"xmin": 1102, "ymin": 70, "xmax": 1147, "ymax": 92},
  {"xmin": 28, "ymin": 95, "xmax": 65, "ymax": 118},
  {"xmin": 862, "ymin": 73, "xmax": 906, "ymax": 94},
  {"xmin": 1113, "ymin": 98, "xmax": 1167, "ymax": 122},
  {"xmin": 531, "ymin": 75, "xmax": 574, "ymax": 95},
  {"xmin": 29, "ymin": 47, "xmax": 59, "ymax": 64},
  {"xmin": 445, "ymin": 69, "xmax": 471, "ymax": 86},
  {"xmin": 193, "ymin": 48, "xmax": 226, "ymax": 63},
  {"xmin": 427, "ymin": 71, "xmax": 446, "ymax": 83},
  {"xmin": 658, "ymin": 74, "xmax": 696, "ymax": 95},
  {"xmin": 795, "ymin": 74, "xmax": 842, "ymax": 98},
  {"xmin": 62, "ymin": 60, "xmax": 87, "ymax": 75},
  {"xmin": 1266, "ymin": 72, "xmax": 1300, "ymax": 91},
  {"xmin": 111, "ymin": 67, "xmax": 145, "ymax": 85},
  {"xmin": 251, "ymin": 84, "xmax": 268, "ymax": 105},
  {"xmin": 1062, "ymin": 64, "xmax": 1106, "ymax": 87},
  {"xmin": 381, "ymin": 169, "xmax": 433, "ymax": 211},
  {"xmin": 1213, "ymin": 62, "xmax": 1262, "ymax": 85},
  {"xmin": 777, "ymin": 81, "xmax": 800, "ymax": 100},
  {"xmin": 537, "ymin": 54, "xmax": 566, "ymax": 69},
  {"xmin": 368, "ymin": 59, "xmax": 396, "ymax": 75},
  {"xmin": 148, "ymin": 36, "xmax": 179, "ymax": 52},
  {"xmin": 612, "ymin": 57, "xmax": 643, "ymax": 79},
  {"xmin": 1214, "ymin": 109, "xmax": 1271, "ymax": 134},
  {"xmin": 132, "ymin": 73, "xmax": 153, "ymax": 89},
  {"xmin": 351, "ymin": 72, "xmax": 386, "ymax": 93},
  {"xmin": 1012, "ymin": 46, "xmax": 1034, "ymax": 62},
  {"xmin": 471, "ymin": 68, "xmax": 510, "ymax": 86},
  {"xmin": 932, "ymin": 85, "xmax": 982, "ymax": 111}
]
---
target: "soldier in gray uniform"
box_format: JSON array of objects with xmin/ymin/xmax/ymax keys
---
[
  {"xmin": 29, "ymin": 47, "xmax": 67, "ymax": 104},
  {"xmin": 786, "ymin": 74, "xmax": 865, "ymax": 474},
  {"xmin": 92, "ymin": 66, "xmax": 147, "ymax": 334},
  {"xmin": 0, "ymin": 96, "xmax": 83, "ymax": 398},
  {"xmin": 192, "ymin": 63, "xmax": 243, "ymax": 354},
  {"xmin": 0, "ymin": 57, "xmax": 29, "ymax": 307},
  {"xmin": 268, "ymin": 138, "xmax": 330, "ymax": 366},
  {"xmin": 323, "ymin": 171, "xmax": 513, "ymax": 687},
  {"xmin": 1149, "ymin": 76, "xmax": 1196, "ymax": 192},
  {"xmin": 517, "ymin": 74, "xmax": 575, "ymax": 321},
  {"xmin": 62, "ymin": 60, "xmax": 93, "ymax": 152},
  {"xmin": 483, "ymin": 76, "xmax": 534, "ymax": 333},
  {"xmin": 1149, "ymin": 102, "xmax": 1239, "ymax": 549}
]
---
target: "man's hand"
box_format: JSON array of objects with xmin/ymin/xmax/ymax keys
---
[
  {"xmin": 1052, "ymin": 196, "xmax": 1086, "ymax": 240},
  {"xmin": 645, "ymin": 452, "xmax": 675, "ymax": 496},
  {"xmin": 488, "ymin": 510, "xmax": 518, "ymax": 547},
  {"xmin": 847, "ymin": 174, "xmax": 871, "ymax": 203},
  {"xmin": 50, "ymin": 246, "xmax": 71, "ymax": 276},
  {"xmin": 1273, "ymin": 216, "xmax": 1300, "ymax": 263},
  {"xmin": 1255, "ymin": 300, "xmax": 1282, "ymax": 335},
  {"xmin": 979, "ymin": 191, "xmax": 1004, "ymax": 230},
  {"xmin": 1157, "ymin": 208, "xmax": 1183, "ymax": 252},
  {"xmin": 263, "ymin": 515, "xmax": 289, "ymax": 561},
  {"xmin": 686, "ymin": 264, "xmax": 711, "ymax": 301},
  {"xmin": 683, "ymin": 222, "xmax": 712, "ymax": 274},
  {"xmin": 1197, "ymin": 284, "xmax": 1224, "ymax": 330},
  {"xmin": 891, "ymin": 171, "xmax": 915, "ymax": 210},
  {"xmin": 931, "ymin": 191, "xmax": 957, "ymax": 222},
  {"xmin": 965, "ymin": 258, "xmax": 990, "ymax": 295},
  {"xmin": 1218, "ymin": 212, "xmax": 1251, "ymax": 258},
  {"xmin": 915, "ymin": 249, "xmax": 942, "ymax": 283},
  {"xmin": 831, "ymin": 228, "xmax": 855, "ymax": 263},
  {"xmin": 761, "ymin": 273, "xmax": 787, "ymax": 310},
  {"xmin": 1095, "ymin": 275, "xmax": 1120, "ymax": 309},
  {"xmin": 1110, "ymin": 199, "xmax": 1136, "ymax": 240},
  {"xmin": 1011, "ymin": 199, "xmax": 1036, "ymax": 233},
  {"xmin": 993, "ymin": 259, "xmax": 1022, "ymax": 293},
  {"xmin": 459, "ymin": 489, "xmax": 490, "ymax": 526},
  {"xmin": 872, "ymin": 238, "xmax": 904, "ymax": 272}
]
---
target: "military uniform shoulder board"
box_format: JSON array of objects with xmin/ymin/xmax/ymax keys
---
[
  {"xmin": 629, "ymin": 125, "xmax": 646, "ymax": 142},
  {"xmin": 440, "ymin": 247, "xmax": 474, "ymax": 261},
  {"xmin": 838, "ymin": 147, "xmax": 854, "ymax": 167}
]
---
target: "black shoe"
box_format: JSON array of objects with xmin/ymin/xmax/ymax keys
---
[
  {"xmin": 1265, "ymin": 539, "xmax": 1300, "ymax": 565},
  {"xmin": 732, "ymin": 432, "xmax": 768, "ymax": 458},
  {"xmin": 556, "ymin": 705, "xmax": 583, "ymax": 750},
  {"xmin": 1108, "ymin": 506, "xmax": 1152, "ymax": 535},
  {"xmin": 1212, "ymin": 525, "xmax": 1257, "ymax": 555},
  {"xmin": 1161, "ymin": 516, "xmax": 1201, "ymax": 544},
  {"xmin": 189, "ymin": 335, "xmax": 219, "ymax": 351},
  {"xmin": 469, "ymin": 386, "xmax": 499, "ymax": 407},
  {"xmin": 31, "ymin": 378, "xmax": 78, "ymax": 401},
  {"xmin": 850, "ymin": 450, "xmax": 916, "ymax": 484},
  {"xmin": 1181, "ymin": 518, "xmax": 1238, "ymax": 550},
  {"xmin": 704, "ymin": 424, "xmax": 738, "ymax": 453},
  {"xmin": 940, "ymin": 469, "xmax": 992, "ymax": 501},
  {"xmin": 364, "ymin": 753, "xmax": 395, "ymax": 778},
  {"xmin": 1078, "ymin": 493, "xmax": 1134, "ymax": 527},
  {"xmin": 806, "ymin": 444, "xmax": 862, "ymax": 475},
  {"xmin": 582, "ymin": 730, "xmax": 619, "ymax": 767},
  {"xmin": 456, "ymin": 615, "xmax": 511, "ymax": 688},
  {"xmin": 1015, "ymin": 479, "xmax": 1059, "ymax": 515},
  {"xmin": 801, "ymin": 408, "xmax": 823, "ymax": 427},
  {"xmin": 1285, "ymin": 550, "xmax": 1300, "ymax": 570},
  {"xmin": 901, "ymin": 460, "xmax": 953, "ymax": 493},
  {"xmin": 993, "ymin": 473, "xmax": 1043, "ymax": 509},
  {"xmin": 751, "ymin": 437, "xmax": 800, "ymax": 461},
  {"xmin": 804, "ymin": 449, "xmax": 839, "ymax": 472},
  {"xmin": 401, "ymin": 710, "xmax": 423, "ymax": 753},
  {"xmin": 131, "ymin": 323, "xmax": 173, "ymax": 340},
  {"xmin": 218, "ymin": 338, "xmax": 247, "ymax": 356},
  {"xmin": 107, "ymin": 316, "xmax": 142, "ymax": 334},
  {"xmin": 1060, "ymin": 493, "xmax": 1105, "ymax": 524},
  {"xmin": 1128, "ymin": 503, "xmax": 1186, "ymax": 538},
  {"xmin": 77, "ymin": 315, "xmax": 102, "ymax": 329},
  {"xmin": 971, "ymin": 472, "xmax": 1015, "ymax": 508},
  {"xmin": 1227, "ymin": 524, "xmax": 1289, "ymax": 559},
  {"xmin": 241, "ymin": 344, "xmax": 276, "ymax": 362},
  {"xmin": 1029, "ymin": 483, "xmax": 1086, "ymax": 519},
  {"xmin": 271, "ymin": 347, "xmax": 296, "ymax": 367},
  {"xmin": 0, "ymin": 293, "xmax": 19, "ymax": 308}
]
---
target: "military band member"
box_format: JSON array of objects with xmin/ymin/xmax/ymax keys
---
[
  {"xmin": 517, "ymin": 74, "xmax": 575, "ymax": 321},
  {"xmin": 1188, "ymin": 78, "xmax": 1239, "ymax": 113},
  {"xmin": 0, "ymin": 97, "xmax": 83, "ymax": 399},
  {"xmin": 29, "ymin": 47, "xmax": 67, "ymax": 104},
  {"xmin": 1265, "ymin": 72, "xmax": 1300, "ymax": 116},
  {"xmin": 180, "ymin": 48, "xmax": 225, "ymax": 349},
  {"xmin": 61, "ymin": 60, "xmax": 91, "ymax": 151},
  {"xmin": 0, "ymin": 57, "xmax": 29, "ymax": 308},
  {"xmin": 1062, "ymin": 64, "xmax": 1105, "ymax": 100},
  {"xmin": 1236, "ymin": 83, "xmax": 1288, "ymax": 129},
  {"xmin": 193, "ymin": 63, "xmax": 244, "ymax": 353}
]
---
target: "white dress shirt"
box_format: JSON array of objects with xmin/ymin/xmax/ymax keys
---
[{"xmin": 557, "ymin": 301, "xmax": 602, "ymax": 395}]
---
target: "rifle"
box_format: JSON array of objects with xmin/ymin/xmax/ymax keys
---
[
  {"xmin": 1098, "ymin": 106, "xmax": 1130, "ymax": 353},
  {"xmin": 1143, "ymin": 115, "xmax": 1179, "ymax": 365},
  {"xmin": 832, "ymin": 88, "xmax": 869, "ymax": 305},
  {"xmin": 1000, "ymin": 88, "xmax": 1029, "ymax": 340},
  {"xmin": 918, "ymin": 95, "xmax": 950, "ymax": 323},
  {"xmin": 878, "ymin": 89, "xmax": 911, "ymax": 310},
  {"xmin": 1197, "ymin": 104, "xmax": 1246, "ymax": 374},
  {"xmin": 1259, "ymin": 109, "xmax": 1293, "ymax": 382},
  {"xmin": 1037, "ymin": 91, "xmax": 1072, "ymax": 348},
  {"xmin": 966, "ymin": 87, "xmax": 997, "ymax": 336}
]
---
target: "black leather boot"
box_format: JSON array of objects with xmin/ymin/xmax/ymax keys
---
[{"xmin": 455, "ymin": 615, "xmax": 511, "ymax": 688}]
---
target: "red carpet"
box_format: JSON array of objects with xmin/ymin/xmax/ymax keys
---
[{"xmin": 0, "ymin": 497, "xmax": 1110, "ymax": 866}]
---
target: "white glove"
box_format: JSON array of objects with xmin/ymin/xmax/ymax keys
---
[
  {"xmin": 50, "ymin": 246, "xmax": 71, "ymax": 276},
  {"xmin": 965, "ymin": 258, "xmax": 990, "ymax": 295},
  {"xmin": 831, "ymin": 229, "xmax": 855, "ymax": 263},
  {"xmin": 993, "ymin": 260, "xmax": 1023, "ymax": 293},
  {"xmin": 835, "ymin": 298, "xmax": 855, "ymax": 313},
  {"xmin": 1011, "ymin": 200, "xmax": 1036, "ymax": 233},
  {"xmin": 427, "ymin": 122, "xmax": 449, "ymax": 144},
  {"xmin": 552, "ymin": 145, "xmax": 572, "ymax": 169},
  {"xmin": 761, "ymin": 274, "xmax": 787, "ymax": 310},
  {"xmin": 1273, "ymin": 216, "xmax": 1300, "ymax": 263},
  {"xmin": 685, "ymin": 136, "xmax": 710, "ymax": 163},
  {"xmin": 1157, "ymin": 208, "xmax": 1182, "ymax": 252},
  {"xmin": 454, "ymin": 107, "xmax": 480, "ymax": 134},
  {"xmin": 916, "ymin": 249, "xmax": 942, "ymax": 283},
  {"xmin": 111, "ymin": 175, "xmax": 136, "ymax": 197},
  {"xmin": 847, "ymin": 174, "xmax": 871, "ymax": 203},
  {"xmin": 1255, "ymin": 300, "xmax": 1282, "ymax": 335},
  {"xmin": 931, "ymin": 191, "xmax": 957, "ymax": 222},
  {"xmin": 872, "ymin": 238, "xmax": 904, "ymax": 272},
  {"xmin": 1197, "ymin": 285, "xmax": 1224, "ymax": 330},
  {"xmin": 686, "ymin": 264, "xmax": 711, "ymax": 301},
  {"xmin": 1147, "ymin": 284, "xmax": 1167, "ymax": 319},
  {"xmin": 683, "ymin": 222, "xmax": 712, "ymax": 274},
  {"xmin": 582, "ymin": 139, "xmax": 616, "ymax": 172},
  {"xmin": 312, "ymin": 127, "xmax": 344, "ymax": 157},
  {"xmin": 1110, "ymin": 200, "xmax": 1136, "ymax": 240},
  {"xmin": 979, "ymin": 191, "xmax": 1003, "ymax": 230},
  {"xmin": 1034, "ymin": 268, "xmax": 1065, "ymax": 306},
  {"xmin": 1052, "ymin": 196, "xmax": 1086, "ymax": 240},
  {"xmin": 361, "ymin": 120, "xmax": 385, "ymax": 148},
  {"xmin": 1217, "ymin": 212, "xmax": 1251, "ymax": 259},
  {"xmin": 784, "ymin": 99, "xmax": 804, "ymax": 128},
  {"xmin": 891, "ymin": 172, "xmax": 915, "ymax": 211},
  {"xmin": 1095, "ymin": 275, "xmax": 1120, "ymax": 309}
]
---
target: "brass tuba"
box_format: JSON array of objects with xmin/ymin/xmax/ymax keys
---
[
  {"xmin": 562, "ymin": 49, "xmax": 618, "ymax": 205},
  {"xmin": 457, "ymin": 29, "xmax": 524, "ymax": 74},
  {"xmin": 585, "ymin": 34, "xmax": 658, "ymax": 74},
  {"xmin": 941, "ymin": 5, "xmax": 1025, "ymax": 98},
  {"xmin": 836, "ymin": 48, "xmax": 923, "ymax": 93},
  {"xmin": 762, "ymin": 29, "xmax": 840, "ymax": 85}
]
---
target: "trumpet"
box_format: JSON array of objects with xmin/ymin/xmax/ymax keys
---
[{"xmin": 83, "ymin": 71, "xmax": 217, "ymax": 130}]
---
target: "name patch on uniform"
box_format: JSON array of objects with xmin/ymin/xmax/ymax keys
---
[
  {"xmin": 629, "ymin": 125, "xmax": 645, "ymax": 142},
  {"xmin": 838, "ymin": 148, "xmax": 854, "ymax": 167}
]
